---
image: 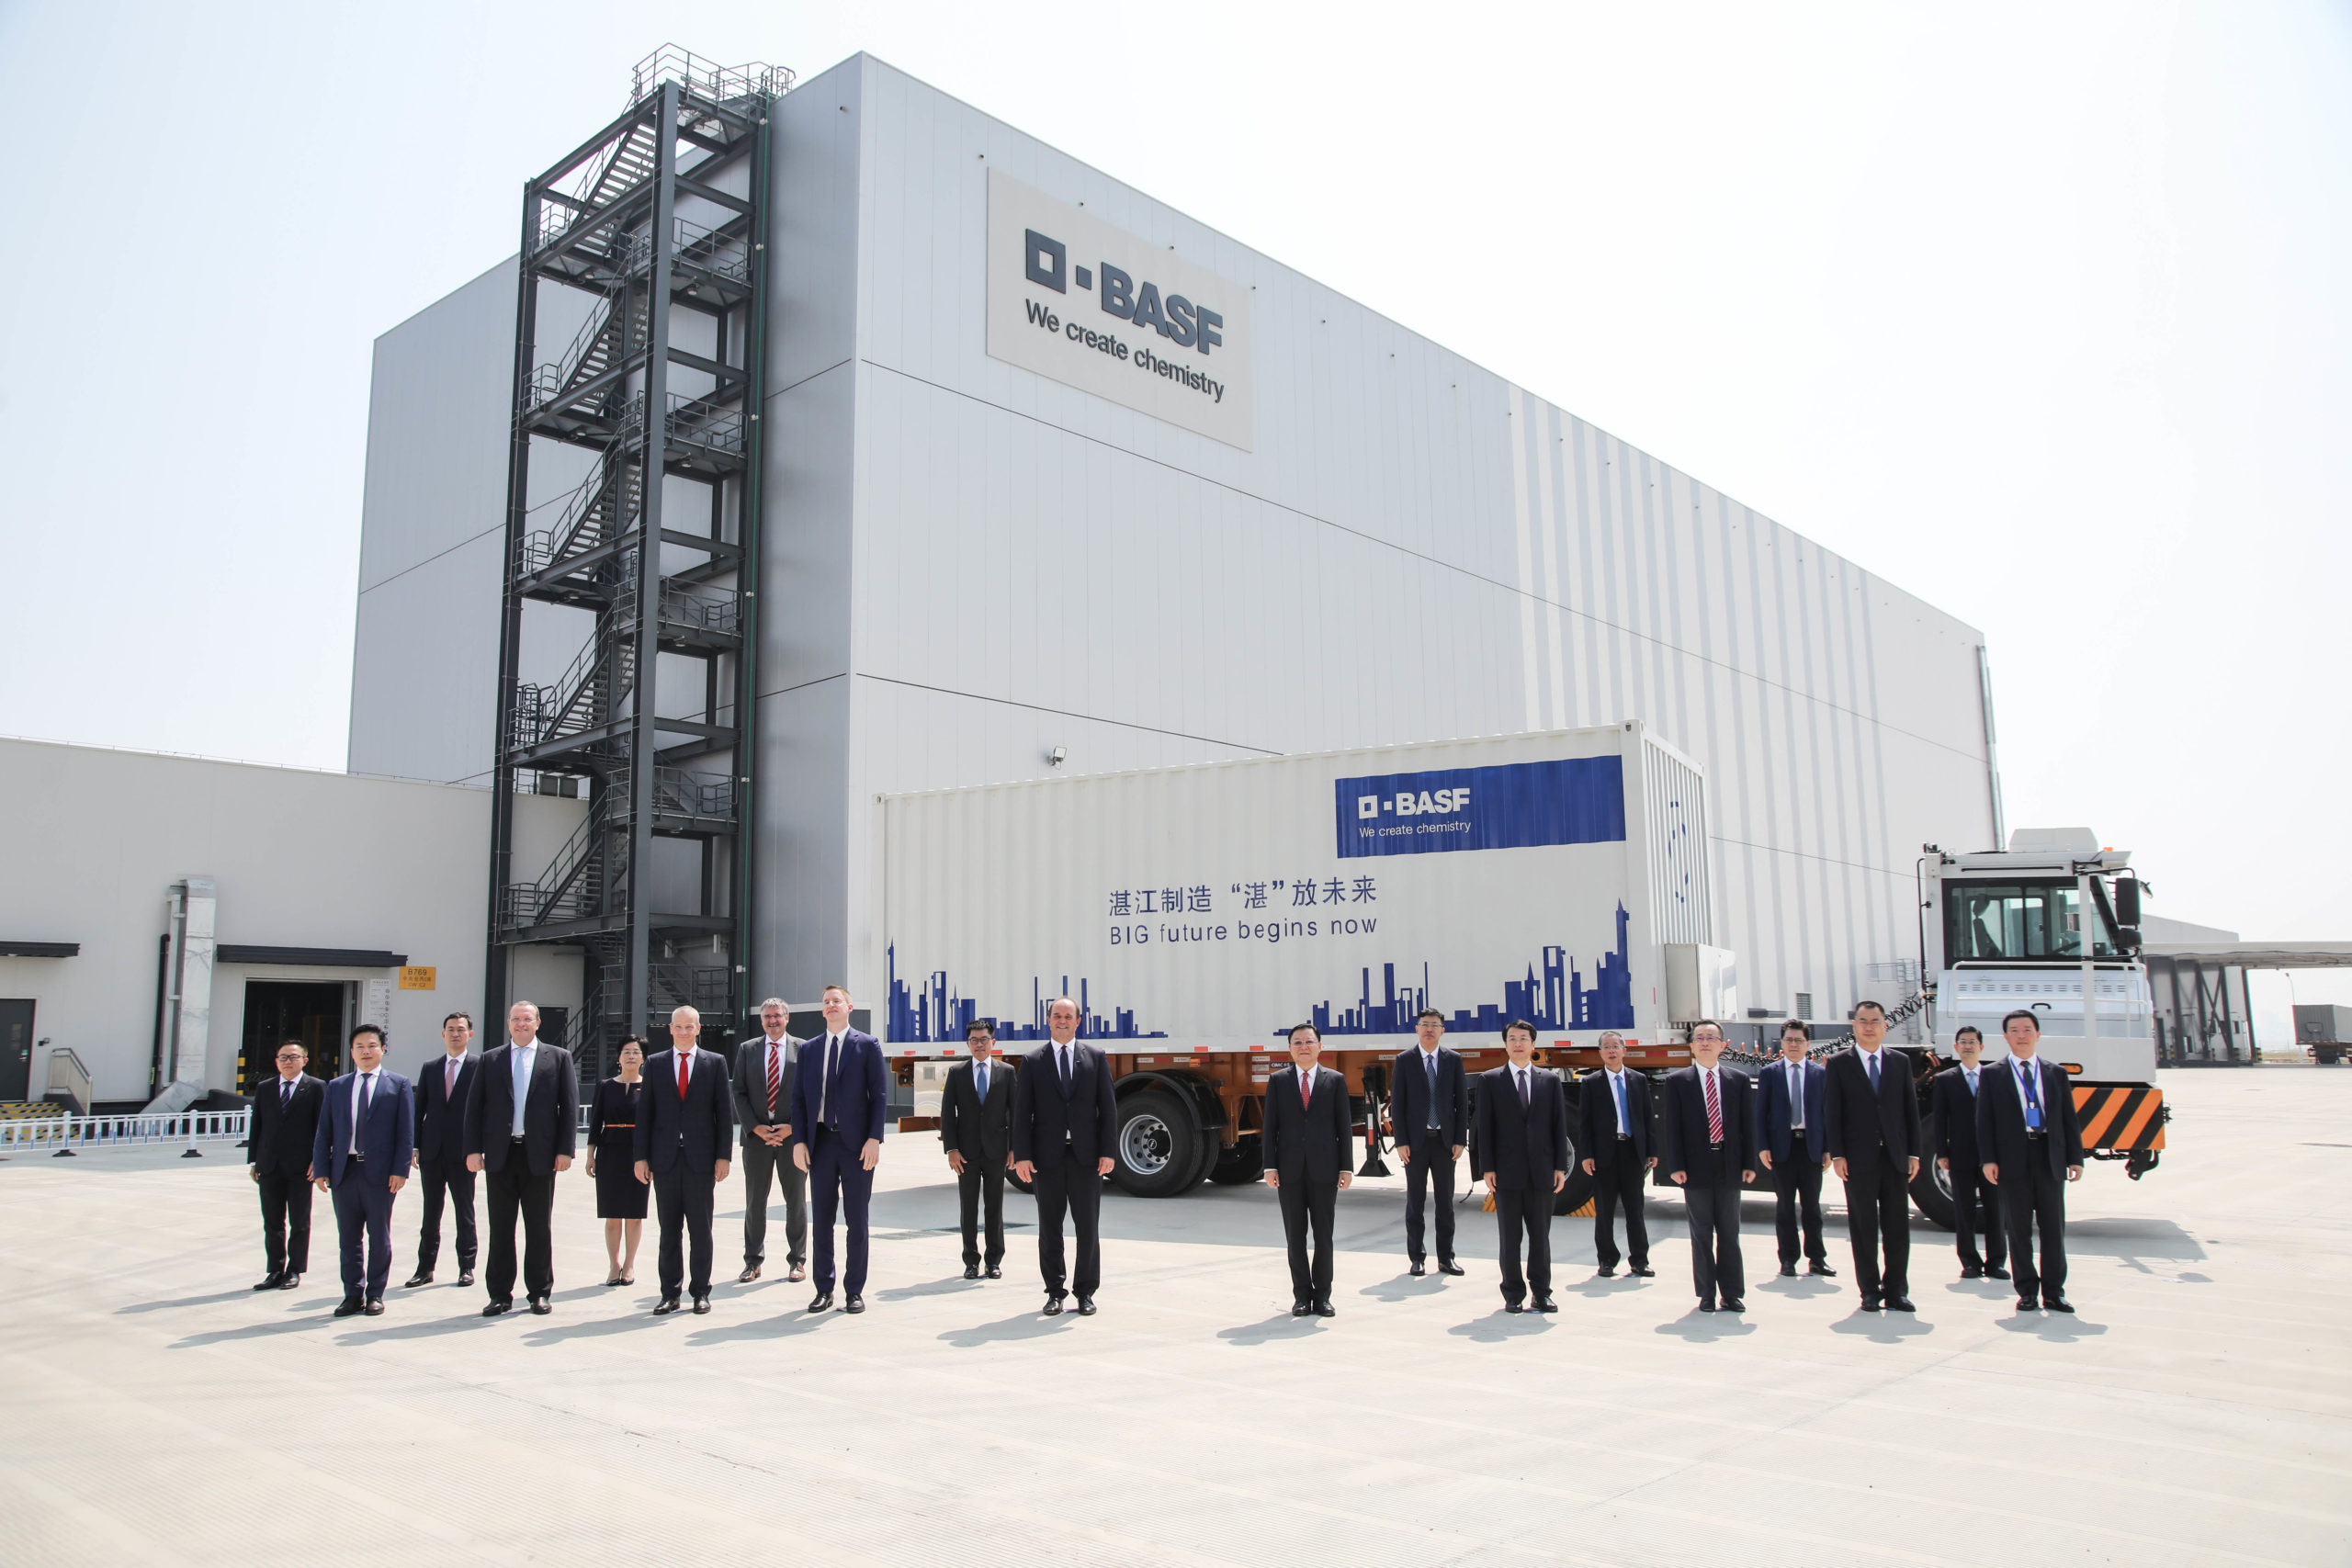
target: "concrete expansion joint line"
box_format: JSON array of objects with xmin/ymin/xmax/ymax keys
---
[{"xmin": 864, "ymin": 356, "xmax": 1977, "ymax": 763}]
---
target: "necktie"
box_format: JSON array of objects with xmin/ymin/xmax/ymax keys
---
[
  {"xmin": 975, "ymin": 1061, "xmax": 988, "ymax": 1100},
  {"xmin": 822, "ymin": 1036, "xmax": 841, "ymax": 1126},
  {"xmin": 281, "ymin": 1079, "xmax": 292, "ymax": 1109},
  {"xmin": 447, "ymin": 1057, "xmax": 458, "ymax": 1100},
  {"xmin": 1704, "ymin": 1069, "xmax": 1723, "ymax": 1144},
  {"xmin": 2020, "ymin": 1062, "xmax": 2042, "ymax": 1129},
  {"xmin": 677, "ymin": 1052, "xmax": 690, "ymax": 1100},
  {"xmin": 1300, "ymin": 1069, "xmax": 1313, "ymax": 1110},
  {"xmin": 1515, "ymin": 1068, "xmax": 1528, "ymax": 1107},
  {"xmin": 1613, "ymin": 1071, "xmax": 1628, "ymax": 1133},
  {"xmin": 1966, "ymin": 1067, "xmax": 1978, "ymax": 1096},
  {"xmin": 1425, "ymin": 1055, "xmax": 1441, "ymax": 1128},
  {"xmin": 765, "ymin": 1045, "xmax": 781, "ymax": 1120},
  {"xmin": 353, "ymin": 1073, "xmax": 373, "ymax": 1154},
  {"xmin": 1057, "ymin": 1046, "xmax": 1071, "ymax": 1096},
  {"xmin": 1867, "ymin": 1052, "xmax": 1880, "ymax": 1093},
  {"xmin": 1790, "ymin": 1065, "xmax": 1803, "ymax": 1129}
]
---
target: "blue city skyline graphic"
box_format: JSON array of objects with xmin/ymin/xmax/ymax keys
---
[{"xmin": 885, "ymin": 902, "xmax": 1635, "ymax": 1045}]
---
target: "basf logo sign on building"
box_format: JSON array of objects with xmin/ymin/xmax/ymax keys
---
[{"xmin": 985, "ymin": 169, "xmax": 1255, "ymax": 450}]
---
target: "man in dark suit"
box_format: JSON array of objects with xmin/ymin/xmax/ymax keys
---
[
  {"xmin": 1752, "ymin": 1019, "xmax": 1835, "ymax": 1280},
  {"xmin": 1658, "ymin": 1021, "xmax": 1758, "ymax": 1312},
  {"xmin": 461, "ymin": 1000, "xmax": 579, "ymax": 1317},
  {"xmin": 1577, "ymin": 1030, "xmax": 1657, "ymax": 1278},
  {"xmin": 1822, "ymin": 1001, "xmax": 1923, "ymax": 1312},
  {"xmin": 1388, "ymin": 1007, "xmax": 1467, "ymax": 1277},
  {"xmin": 1976, "ymin": 1010, "xmax": 2086, "ymax": 1313},
  {"xmin": 1011, "ymin": 995, "xmax": 1119, "ymax": 1316},
  {"xmin": 940, "ymin": 1019, "xmax": 1014, "ymax": 1280},
  {"xmin": 1475, "ymin": 1021, "xmax": 1570, "ymax": 1313},
  {"xmin": 247, "ymin": 1038, "xmax": 323, "ymax": 1292},
  {"xmin": 636, "ymin": 1005, "xmax": 735, "ymax": 1314},
  {"xmin": 733, "ymin": 998, "xmax": 807, "ymax": 1284},
  {"xmin": 1931, "ymin": 1026, "xmax": 2008, "ymax": 1280},
  {"xmin": 1263, "ymin": 1022, "xmax": 1355, "ymax": 1316},
  {"xmin": 405, "ymin": 1010, "xmax": 479, "ymax": 1290},
  {"xmin": 310, "ymin": 1024, "xmax": 415, "ymax": 1317},
  {"xmin": 788, "ymin": 984, "xmax": 889, "ymax": 1314}
]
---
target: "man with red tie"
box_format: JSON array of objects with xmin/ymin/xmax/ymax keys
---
[
  {"xmin": 1262, "ymin": 1022, "xmax": 1354, "ymax": 1316},
  {"xmin": 635, "ymin": 1006, "xmax": 735, "ymax": 1314},
  {"xmin": 1658, "ymin": 1021, "xmax": 1758, "ymax": 1313},
  {"xmin": 732, "ymin": 998, "xmax": 806, "ymax": 1284}
]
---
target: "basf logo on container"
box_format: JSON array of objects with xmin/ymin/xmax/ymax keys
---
[
  {"xmin": 985, "ymin": 169, "xmax": 1253, "ymax": 450},
  {"xmin": 1336, "ymin": 757, "xmax": 1627, "ymax": 859}
]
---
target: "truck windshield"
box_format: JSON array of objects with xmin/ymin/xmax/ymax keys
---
[{"xmin": 1946, "ymin": 880, "xmax": 2117, "ymax": 963}]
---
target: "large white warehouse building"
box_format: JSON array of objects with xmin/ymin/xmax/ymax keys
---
[{"xmin": 347, "ymin": 51, "xmax": 1996, "ymax": 1056}]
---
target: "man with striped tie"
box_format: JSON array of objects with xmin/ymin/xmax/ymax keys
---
[
  {"xmin": 1658, "ymin": 1021, "xmax": 1758, "ymax": 1313},
  {"xmin": 733, "ymin": 998, "xmax": 807, "ymax": 1285}
]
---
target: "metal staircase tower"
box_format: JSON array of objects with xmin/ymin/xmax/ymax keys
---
[{"xmin": 486, "ymin": 47, "xmax": 788, "ymax": 1073}]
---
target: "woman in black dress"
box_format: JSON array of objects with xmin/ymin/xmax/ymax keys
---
[{"xmin": 586, "ymin": 1037, "xmax": 649, "ymax": 1285}]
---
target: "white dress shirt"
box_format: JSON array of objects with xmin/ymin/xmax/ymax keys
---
[{"xmin": 509, "ymin": 1039, "xmax": 538, "ymax": 1138}]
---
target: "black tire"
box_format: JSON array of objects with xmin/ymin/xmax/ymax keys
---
[
  {"xmin": 1910, "ymin": 1107, "xmax": 1957, "ymax": 1230},
  {"xmin": 1207, "ymin": 1134, "xmax": 1262, "ymax": 1184},
  {"xmin": 1550, "ymin": 1084, "xmax": 1597, "ymax": 1215},
  {"xmin": 1110, "ymin": 1089, "xmax": 1204, "ymax": 1197}
]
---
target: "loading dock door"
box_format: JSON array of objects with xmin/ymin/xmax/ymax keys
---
[
  {"xmin": 239, "ymin": 981, "xmax": 346, "ymax": 1091},
  {"xmin": 0, "ymin": 1001, "xmax": 31, "ymax": 1100}
]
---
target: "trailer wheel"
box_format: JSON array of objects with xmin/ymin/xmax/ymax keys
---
[
  {"xmin": 1207, "ymin": 1134, "xmax": 1262, "ymax": 1184},
  {"xmin": 1552, "ymin": 1089, "xmax": 1596, "ymax": 1216},
  {"xmin": 1111, "ymin": 1089, "xmax": 1204, "ymax": 1197},
  {"xmin": 1909, "ymin": 1109, "xmax": 1957, "ymax": 1231}
]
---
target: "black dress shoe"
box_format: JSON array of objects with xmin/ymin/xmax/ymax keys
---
[
  {"xmin": 334, "ymin": 1296, "xmax": 364, "ymax": 1318},
  {"xmin": 1721, "ymin": 1298, "xmax": 1745, "ymax": 1313},
  {"xmin": 253, "ymin": 1273, "xmax": 282, "ymax": 1292},
  {"xmin": 1808, "ymin": 1261, "xmax": 1838, "ymax": 1278},
  {"xmin": 1291, "ymin": 1301, "xmax": 1312, "ymax": 1317},
  {"xmin": 844, "ymin": 1296, "xmax": 866, "ymax": 1314},
  {"xmin": 277, "ymin": 1273, "xmax": 301, "ymax": 1291},
  {"xmin": 1408, "ymin": 1261, "xmax": 1426, "ymax": 1277},
  {"xmin": 1313, "ymin": 1299, "xmax": 1335, "ymax": 1317},
  {"xmin": 1596, "ymin": 1264, "xmax": 1616, "ymax": 1278},
  {"xmin": 1438, "ymin": 1259, "xmax": 1465, "ymax": 1276},
  {"xmin": 692, "ymin": 1295, "xmax": 711, "ymax": 1314},
  {"xmin": 457, "ymin": 1269, "xmax": 474, "ymax": 1288},
  {"xmin": 985, "ymin": 1265, "xmax": 1001, "ymax": 1280},
  {"xmin": 1043, "ymin": 1295, "xmax": 1064, "ymax": 1316},
  {"xmin": 482, "ymin": 1300, "xmax": 512, "ymax": 1317},
  {"xmin": 2043, "ymin": 1295, "xmax": 2075, "ymax": 1314},
  {"xmin": 1985, "ymin": 1265, "xmax": 2011, "ymax": 1280},
  {"xmin": 739, "ymin": 1264, "xmax": 762, "ymax": 1284},
  {"xmin": 1532, "ymin": 1296, "xmax": 1557, "ymax": 1313},
  {"xmin": 403, "ymin": 1271, "xmax": 433, "ymax": 1289},
  {"xmin": 364, "ymin": 1298, "xmax": 385, "ymax": 1316},
  {"xmin": 1697, "ymin": 1300, "xmax": 1717, "ymax": 1313},
  {"xmin": 528, "ymin": 1297, "xmax": 551, "ymax": 1315},
  {"xmin": 965, "ymin": 1264, "xmax": 981, "ymax": 1280},
  {"xmin": 1629, "ymin": 1265, "xmax": 1655, "ymax": 1278},
  {"xmin": 1076, "ymin": 1297, "xmax": 1095, "ymax": 1316},
  {"xmin": 1885, "ymin": 1296, "xmax": 1917, "ymax": 1312},
  {"xmin": 1960, "ymin": 1264, "xmax": 1984, "ymax": 1280},
  {"xmin": 2016, "ymin": 1297, "xmax": 2040, "ymax": 1312},
  {"xmin": 654, "ymin": 1297, "xmax": 684, "ymax": 1315},
  {"xmin": 809, "ymin": 1292, "xmax": 833, "ymax": 1313},
  {"xmin": 1779, "ymin": 1263, "xmax": 1797, "ymax": 1278},
  {"xmin": 1504, "ymin": 1301, "xmax": 1525, "ymax": 1314},
  {"xmin": 1860, "ymin": 1299, "xmax": 1882, "ymax": 1313}
]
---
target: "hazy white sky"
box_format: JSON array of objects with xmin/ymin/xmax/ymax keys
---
[{"xmin": 2, "ymin": 2, "xmax": 2346, "ymax": 1038}]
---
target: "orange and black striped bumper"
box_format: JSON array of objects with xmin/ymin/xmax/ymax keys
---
[{"xmin": 2073, "ymin": 1085, "xmax": 2165, "ymax": 1151}]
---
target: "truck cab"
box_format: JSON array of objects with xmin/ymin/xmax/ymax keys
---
[{"xmin": 1924, "ymin": 827, "xmax": 2157, "ymax": 1087}]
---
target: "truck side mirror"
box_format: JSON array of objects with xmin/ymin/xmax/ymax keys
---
[{"xmin": 2115, "ymin": 878, "xmax": 2142, "ymax": 926}]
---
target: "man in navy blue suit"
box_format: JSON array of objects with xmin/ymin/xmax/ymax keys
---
[
  {"xmin": 1011, "ymin": 996, "xmax": 1119, "ymax": 1315},
  {"xmin": 637, "ymin": 1005, "xmax": 735, "ymax": 1314},
  {"xmin": 1388, "ymin": 1008, "xmax": 1467, "ymax": 1277},
  {"xmin": 1753, "ymin": 1019, "xmax": 1835, "ymax": 1280},
  {"xmin": 311, "ymin": 1024, "xmax": 416, "ymax": 1318},
  {"xmin": 406, "ymin": 1010, "xmax": 479, "ymax": 1290},
  {"xmin": 789, "ymin": 985, "xmax": 888, "ymax": 1314}
]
